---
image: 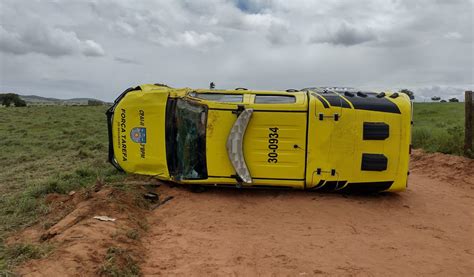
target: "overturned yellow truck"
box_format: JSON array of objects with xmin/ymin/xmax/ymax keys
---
[{"xmin": 107, "ymin": 84, "xmax": 412, "ymax": 193}]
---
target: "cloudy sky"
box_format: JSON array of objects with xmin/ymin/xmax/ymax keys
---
[{"xmin": 0, "ymin": 0, "xmax": 473, "ymax": 102}]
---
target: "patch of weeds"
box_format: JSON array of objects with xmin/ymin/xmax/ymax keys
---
[
  {"xmin": 15, "ymin": 155, "xmax": 36, "ymax": 163},
  {"xmin": 2, "ymin": 168, "xmax": 123, "ymax": 234},
  {"xmin": 104, "ymin": 169, "xmax": 126, "ymax": 183},
  {"xmin": 438, "ymin": 125, "xmax": 464, "ymax": 154},
  {"xmin": 0, "ymin": 194, "xmax": 48, "ymax": 234},
  {"xmin": 14, "ymin": 195, "xmax": 41, "ymax": 215},
  {"xmin": 75, "ymin": 167, "xmax": 95, "ymax": 178},
  {"xmin": 90, "ymin": 143, "xmax": 106, "ymax": 151},
  {"xmin": 111, "ymin": 230, "xmax": 121, "ymax": 241},
  {"xmin": 24, "ymin": 167, "xmax": 99, "ymax": 199},
  {"xmin": 98, "ymin": 247, "xmax": 141, "ymax": 277},
  {"xmin": 3, "ymin": 140, "xmax": 21, "ymax": 147},
  {"xmin": 412, "ymin": 127, "xmax": 433, "ymax": 151},
  {"xmin": 41, "ymin": 220, "xmax": 55, "ymax": 231},
  {"xmin": 0, "ymin": 242, "xmax": 52, "ymax": 273},
  {"xmin": 77, "ymin": 149, "xmax": 94, "ymax": 159},
  {"xmin": 412, "ymin": 125, "xmax": 464, "ymax": 155},
  {"xmin": 133, "ymin": 193, "xmax": 150, "ymax": 210},
  {"xmin": 125, "ymin": 229, "xmax": 140, "ymax": 240},
  {"xmin": 108, "ymin": 182, "xmax": 128, "ymax": 191},
  {"xmin": 46, "ymin": 141, "xmax": 65, "ymax": 151},
  {"xmin": 26, "ymin": 180, "xmax": 63, "ymax": 198},
  {"xmin": 77, "ymin": 139, "xmax": 95, "ymax": 146},
  {"xmin": 61, "ymin": 129, "xmax": 74, "ymax": 135},
  {"xmin": 136, "ymin": 220, "xmax": 149, "ymax": 232}
]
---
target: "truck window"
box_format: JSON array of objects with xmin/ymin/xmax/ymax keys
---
[
  {"xmin": 254, "ymin": 95, "xmax": 296, "ymax": 104},
  {"xmin": 190, "ymin": 92, "xmax": 243, "ymax": 103}
]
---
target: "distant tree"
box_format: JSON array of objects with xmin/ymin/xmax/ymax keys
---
[
  {"xmin": 87, "ymin": 100, "xmax": 103, "ymax": 106},
  {"xmin": 14, "ymin": 98, "xmax": 27, "ymax": 107},
  {"xmin": 440, "ymin": 100, "xmax": 447, "ymax": 103},
  {"xmin": 448, "ymin": 98, "xmax": 459, "ymax": 102},
  {"xmin": 399, "ymin": 89, "xmax": 415, "ymax": 100},
  {"xmin": 0, "ymin": 93, "xmax": 27, "ymax": 107},
  {"xmin": 431, "ymin": 96, "xmax": 441, "ymax": 101},
  {"xmin": 1, "ymin": 96, "xmax": 9, "ymax": 107}
]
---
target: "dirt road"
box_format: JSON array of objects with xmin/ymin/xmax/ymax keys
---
[
  {"xmin": 141, "ymin": 160, "xmax": 473, "ymax": 275},
  {"xmin": 17, "ymin": 150, "xmax": 474, "ymax": 276}
]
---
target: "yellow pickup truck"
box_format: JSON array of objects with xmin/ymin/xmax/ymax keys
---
[{"xmin": 106, "ymin": 84, "xmax": 412, "ymax": 192}]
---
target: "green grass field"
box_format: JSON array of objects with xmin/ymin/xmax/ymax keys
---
[
  {"xmin": 0, "ymin": 106, "xmax": 126, "ymax": 273},
  {"xmin": 412, "ymin": 102, "xmax": 465, "ymax": 156},
  {"xmin": 0, "ymin": 102, "xmax": 467, "ymax": 273}
]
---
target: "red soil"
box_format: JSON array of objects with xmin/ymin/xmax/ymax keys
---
[{"xmin": 15, "ymin": 150, "xmax": 474, "ymax": 276}]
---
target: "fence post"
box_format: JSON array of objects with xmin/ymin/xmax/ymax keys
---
[{"xmin": 465, "ymin": 91, "xmax": 473, "ymax": 156}]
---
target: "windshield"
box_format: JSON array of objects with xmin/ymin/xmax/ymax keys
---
[{"xmin": 166, "ymin": 98, "xmax": 208, "ymax": 180}]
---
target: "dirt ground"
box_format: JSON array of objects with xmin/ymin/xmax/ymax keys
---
[{"xmin": 15, "ymin": 150, "xmax": 474, "ymax": 276}]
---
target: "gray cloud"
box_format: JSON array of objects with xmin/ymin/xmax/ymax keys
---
[
  {"xmin": 82, "ymin": 40, "xmax": 105, "ymax": 57},
  {"xmin": 310, "ymin": 23, "xmax": 377, "ymax": 46},
  {"xmin": 114, "ymin": 57, "xmax": 141, "ymax": 65},
  {"xmin": 0, "ymin": 24, "xmax": 105, "ymax": 57},
  {"xmin": 154, "ymin": 31, "xmax": 224, "ymax": 48}
]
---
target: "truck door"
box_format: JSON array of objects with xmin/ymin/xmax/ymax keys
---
[{"xmin": 243, "ymin": 93, "xmax": 308, "ymax": 186}]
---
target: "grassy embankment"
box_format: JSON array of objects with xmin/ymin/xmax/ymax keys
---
[
  {"xmin": 412, "ymin": 102, "xmax": 466, "ymax": 156},
  {"xmin": 0, "ymin": 106, "xmax": 126, "ymax": 274}
]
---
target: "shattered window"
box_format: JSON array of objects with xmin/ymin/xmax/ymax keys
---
[
  {"xmin": 166, "ymin": 99, "xmax": 208, "ymax": 180},
  {"xmin": 190, "ymin": 92, "xmax": 243, "ymax": 103}
]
